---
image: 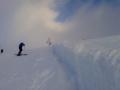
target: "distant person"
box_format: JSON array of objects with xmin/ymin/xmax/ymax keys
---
[
  {"xmin": 17, "ymin": 42, "xmax": 25, "ymax": 56},
  {"xmin": 46, "ymin": 38, "xmax": 52, "ymax": 46},
  {"xmin": 1, "ymin": 49, "xmax": 4, "ymax": 54}
]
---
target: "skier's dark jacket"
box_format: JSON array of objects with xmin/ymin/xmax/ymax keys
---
[{"xmin": 19, "ymin": 43, "xmax": 25, "ymax": 50}]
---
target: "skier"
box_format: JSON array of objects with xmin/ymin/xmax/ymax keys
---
[
  {"xmin": 1, "ymin": 49, "xmax": 3, "ymax": 54},
  {"xmin": 17, "ymin": 42, "xmax": 25, "ymax": 56},
  {"xmin": 46, "ymin": 38, "xmax": 52, "ymax": 46}
]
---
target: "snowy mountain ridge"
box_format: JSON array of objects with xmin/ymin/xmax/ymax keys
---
[{"xmin": 0, "ymin": 37, "xmax": 120, "ymax": 90}]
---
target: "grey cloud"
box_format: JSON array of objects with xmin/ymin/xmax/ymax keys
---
[
  {"xmin": 1, "ymin": 0, "xmax": 120, "ymax": 49},
  {"xmin": 0, "ymin": 0, "xmax": 64, "ymax": 48},
  {"xmin": 59, "ymin": 5, "xmax": 120, "ymax": 45}
]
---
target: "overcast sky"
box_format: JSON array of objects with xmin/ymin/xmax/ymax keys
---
[{"xmin": 0, "ymin": 0, "xmax": 120, "ymax": 48}]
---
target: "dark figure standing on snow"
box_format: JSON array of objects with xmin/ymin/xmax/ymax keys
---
[
  {"xmin": 46, "ymin": 38, "xmax": 52, "ymax": 46},
  {"xmin": 17, "ymin": 42, "xmax": 25, "ymax": 56},
  {"xmin": 1, "ymin": 49, "xmax": 4, "ymax": 54}
]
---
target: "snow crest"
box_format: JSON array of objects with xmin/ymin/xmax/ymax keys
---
[
  {"xmin": 52, "ymin": 44, "xmax": 120, "ymax": 90},
  {"xmin": 0, "ymin": 42, "xmax": 120, "ymax": 90}
]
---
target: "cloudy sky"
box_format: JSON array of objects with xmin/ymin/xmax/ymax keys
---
[{"xmin": 0, "ymin": 0, "xmax": 120, "ymax": 48}]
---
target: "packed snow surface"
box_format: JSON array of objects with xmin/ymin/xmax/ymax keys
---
[{"xmin": 0, "ymin": 36, "xmax": 120, "ymax": 90}]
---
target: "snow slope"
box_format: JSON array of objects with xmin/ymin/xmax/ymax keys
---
[
  {"xmin": 0, "ymin": 47, "xmax": 73, "ymax": 90},
  {"xmin": 1, "ymin": 36, "xmax": 120, "ymax": 90}
]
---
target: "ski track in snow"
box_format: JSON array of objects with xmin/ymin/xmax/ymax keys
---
[
  {"xmin": 51, "ymin": 45, "xmax": 80, "ymax": 90},
  {"xmin": 0, "ymin": 41, "xmax": 120, "ymax": 90}
]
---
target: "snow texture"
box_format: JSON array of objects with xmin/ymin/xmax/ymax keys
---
[{"xmin": 0, "ymin": 37, "xmax": 120, "ymax": 90}]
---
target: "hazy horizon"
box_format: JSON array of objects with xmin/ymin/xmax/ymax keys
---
[{"xmin": 0, "ymin": 0, "xmax": 120, "ymax": 48}]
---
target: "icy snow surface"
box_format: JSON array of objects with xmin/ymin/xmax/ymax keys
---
[{"xmin": 0, "ymin": 36, "xmax": 120, "ymax": 90}]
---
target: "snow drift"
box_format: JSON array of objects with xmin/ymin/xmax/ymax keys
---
[
  {"xmin": 0, "ymin": 36, "xmax": 120, "ymax": 90},
  {"xmin": 52, "ymin": 43, "xmax": 120, "ymax": 90}
]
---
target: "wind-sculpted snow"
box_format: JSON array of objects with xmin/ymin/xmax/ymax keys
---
[
  {"xmin": 52, "ymin": 43, "xmax": 120, "ymax": 90},
  {"xmin": 0, "ymin": 41, "xmax": 120, "ymax": 90}
]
